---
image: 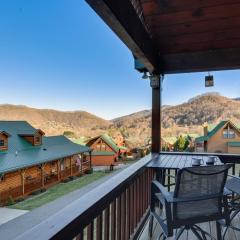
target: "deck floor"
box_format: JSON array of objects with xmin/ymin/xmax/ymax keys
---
[{"xmin": 139, "ymin": 211, "xmax": 240, "ymax": 240}]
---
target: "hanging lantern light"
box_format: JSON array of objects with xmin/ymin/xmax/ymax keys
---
[{"xmin": 205, "ymin": 72, "xmax": 214, "ymax": 87}]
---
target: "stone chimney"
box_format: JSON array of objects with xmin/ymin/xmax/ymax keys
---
[{"xmin": 203, "ymin": 122, "xmax": 208, "ymax": 136}]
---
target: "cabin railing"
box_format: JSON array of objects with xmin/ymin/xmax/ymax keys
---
[
  {"xmin": 14, "ymin": 154, "xmax": 155, "ymax": 240},
  {"xmin": 2, "ymin": 152, "xmax": 240, "ymax": 240}
]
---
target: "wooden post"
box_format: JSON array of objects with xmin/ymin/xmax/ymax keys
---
[
  {"xmin": 41, "ymin": 164, "xmax": 45, "ymax": 187},
  {"xmin": 80, "ymin": 154, "xmax": 83, "ymax": 173},
  {"xmin": 151, "ymin": 74, "xmax": 162, "ymax": 153},
  {"xmin": 57, "ymin": 160, "xmax": 60, "ymax": 180},
  {"xmin": 20, "ymin": 170, "xmax": 25, "ymax": 195},
  {"xmin": 70, "ymin": 157, "xmax": 73, "ymax": 176}
]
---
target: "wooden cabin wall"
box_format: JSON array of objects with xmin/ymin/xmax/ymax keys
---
[{"xmin": 0, "ymin": 171, "xmax": 21, "ymax": 191}]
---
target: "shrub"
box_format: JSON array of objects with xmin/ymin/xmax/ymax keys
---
[{"xmin": 6, "ymin": 195, "xmax": 15, "ymax": 206}]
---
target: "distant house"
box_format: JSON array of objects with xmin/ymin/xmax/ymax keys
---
[
  {"xmin": 195, "ymin": 120, "xmax": 240, "ymax": 154},
  {"xmin": 85, "ymin": 134, "xmax": 127, "ymax": 166},
  {"xmin": 0, "ymin": 121, "xmax": 91, "ymax": 205}
]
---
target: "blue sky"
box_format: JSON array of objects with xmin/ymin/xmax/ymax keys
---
[{"xmin": 0, "ymin": 0, "xmax": 239, "ymax": 119}]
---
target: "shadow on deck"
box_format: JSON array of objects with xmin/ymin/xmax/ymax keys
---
[{"xmin": 140, "ymin": 213, "xmax": 240, "ymax": 240}]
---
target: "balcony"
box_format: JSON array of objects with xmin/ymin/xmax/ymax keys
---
[{"xmin": 1, "ymin": 152, "xmax": 239, "ymax": 240}]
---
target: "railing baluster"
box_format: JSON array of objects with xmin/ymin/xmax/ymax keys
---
[
  {"xmin": 130, "ymin": 183, "xmax": 134, "ymax": 235},
  {"xmin": 104, "ymin": 206, "xmax": 110, "ymax": 240},
  {"xmin": 75, "ymin": 231, "xmax": 83, "ymax": 240},
  {"xmin": 133, "ymin": 179, "xmax": 137, "ymax": 229},
  {"xmin": 96, "ymin": 213, "xmax": 102, "ymax": 240},
  {"xmin": 121, "ymin": 191, "xmax": 126, "ymax": 240},
  {"xmin": 126, "ymin": 187, "xmax": 130, "ymax": 239},
  {"xmin": 111, "ymin": 200, "xmax": 116, "ymax": 240},
  {"xmin": 116, "ymin": 196, "xmax": 121, "ymax": 240},
  {"xmin": 87, "ymin": 221, "xmax": 94, "ymax": 240}
]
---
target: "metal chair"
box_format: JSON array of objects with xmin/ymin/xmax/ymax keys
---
[
  {"xmin": 220, "ymin": 175, "xmax": 240, "ymax": 239},
  {"xmin": 149, "ymin": 164, "xmax": 232, "ymax": 240}
]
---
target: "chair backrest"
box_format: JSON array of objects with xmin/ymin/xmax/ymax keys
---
[{"xmin": 173, "ymin": 164, "xmax": 231, "ymax": 221}]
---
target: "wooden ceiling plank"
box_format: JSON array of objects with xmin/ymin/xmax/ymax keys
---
[
  {"xmin": 157, "ymin": 37, "xmax": 240, "ymax": 54},
  {"xmin": 162, "ymin": 48, "xmax": 240, "ymax": 73},
  {"xmin": 144, "ymin": 3, "xmax": 240, "ymax": 27},
  {"xmin": 141, "ymin": 0, "xmax": 240, "ymax": 15},
  {"xmin": 85, "ymin": 0, "xmax": 160, "ymax": 73},
  {"xmin": 152, "ymin": 16, "xmax": 240, "ymax": 38}
]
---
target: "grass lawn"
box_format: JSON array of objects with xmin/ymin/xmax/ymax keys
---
[{"xmin": 9, "ymin": 171, "xmax": 109, "ymax": 210}]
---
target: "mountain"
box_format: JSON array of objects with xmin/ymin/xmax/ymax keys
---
[
  {"xmin": 0, "ymin": 93, "xmax": 240, "ymax": 147},
  {"xmin": 112, "ymin": 94, "xmax": 240, "ymax": 145},
  {"xmin": 0, "ymin": 104, "xmax": 111, "ymax": 137}
]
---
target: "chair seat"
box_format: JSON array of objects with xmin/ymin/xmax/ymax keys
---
[{"xmin": 226, "ymin": 177, "xmax": 240, "ymax": 195}]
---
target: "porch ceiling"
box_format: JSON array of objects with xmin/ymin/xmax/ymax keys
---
[{"xmin": 86, "ymin": 0, "xmax": 240, "ymax": 74}]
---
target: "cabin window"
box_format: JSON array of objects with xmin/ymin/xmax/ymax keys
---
[
  {"xmin": 223, "ymin": 127, "xmax": 235, "ymax": 139},
  {"xmin": 60, "ymin": 159, "xmax": 65, "ymax": 171},
  {"xmin": 0, "ymin": 174, "xmax": 5, "ymax": 181},
  {"xmin": 97, "ymin": 144, "xmax": 101, "ymax": 151},
  {"xmin": 35, "ymin": 135, "xmax": 41, "ymax": 145},
  {"xmin": 228, "ymin": 129, "xmax": 235, "ymax": 139},
  {"xmin": 0, "ymin": 139, "xmax": 5, "ymax": 147},
  {"xmin": 101, "ymin": 143, "xmax": 106, "ymax": 151}
]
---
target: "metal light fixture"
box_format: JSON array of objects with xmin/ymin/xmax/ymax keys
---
[
  {"xmin": 205, "ymin": 72, "xmax": 214, "ymax": 87},
  {"xmin": 142, "ymin": 71, "xmax": 149, "ymax": 79}
]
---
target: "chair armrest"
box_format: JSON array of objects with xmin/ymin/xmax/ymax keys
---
[{"xmin": 152, "ymin": 180, "xmax": 173, "ymax": 202}]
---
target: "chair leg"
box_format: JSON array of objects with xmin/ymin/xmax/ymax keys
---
[
  {"xmin": 149, "ymin": 214, "xmax": 154, "ymax": 238},
  {"xmin": 191, "ymin": 227, "xmax": 205, "ymax": 240},
  {"xmin": 175, "ymin": 227, "xmax": 185, "ymax": 240},
  {"xmin": 216, "ymin": 221, "xmax": 222, "ymax": 240},
  {"xmin": 194, "ymin": 224, "xmax": 215, "ymax": 240}
]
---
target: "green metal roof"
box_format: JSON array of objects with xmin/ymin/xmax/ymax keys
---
[
  {"xmin": 86, "ymin": 134, "xmax": 121, "ymax": 153},
  {"xmin": 195, "ymin": 120, "xmax": 240, "ymax": 142},
  {"xmin": 227, "ymin": 142, "xmax": 240, "ymax": 147},
  {"xmin": 196, "ymin": 121, "xmax": 228, "ymax": 142},
  {"xmin": 0, "ymin": 121, "xmax": 90, "ymax": 174}
]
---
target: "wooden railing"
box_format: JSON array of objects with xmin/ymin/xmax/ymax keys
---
[
  {"xmin": 0, "ymin": 186, "xmax": 22, "ymax": 205},
  {"xmin": 3, "ymin": 153, "xmax": 240, "ymax": 240},
  {"xmin": 25, "ymin": 178, "xmax": 42, "ymax": 194},
  {"xmin": 61, "ymin": 168, "xmax": 71, "ymax": 179},
  {"xmin": 14, "ymin": 154, "xmax": 154, "ymax": 240}
]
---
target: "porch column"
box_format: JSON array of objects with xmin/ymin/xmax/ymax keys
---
[
  {"xmin": 70, "ymin": 157, "xmax": 73, "ymax": 176},
  {"xmin": 57, "ymin": 160, "xmax": 61, "ymax": 180},
  {"xmin": 80, "ymin": 154, "xmax": 83, "ymax": 173},
  {"xmin": 20, "ymin": 170, "xmax": 25, "ymax": 195},
  {"xmin": 41, "ymin": 164, "xmax": 45, "ymax": 187},
  {"xmin": 150, "ymin": 75, "xmax": 162, "ymax": 153}
]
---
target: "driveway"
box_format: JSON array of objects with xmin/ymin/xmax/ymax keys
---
[{"xmin": 0, "ymin": 208, "xmax": 28, "ymax": 225}]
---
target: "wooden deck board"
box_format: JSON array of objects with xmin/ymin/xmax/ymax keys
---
[{"xmin": 139, "ymin": 212, "xmax": 240, "ymax": 240}]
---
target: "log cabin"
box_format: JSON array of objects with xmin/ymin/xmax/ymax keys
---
[
  {"xmin": 85, "ymin": 134, "xmax": 127, "ymax": 166},
  {"xmin": 0, "ymin": 121, "xmax": 91, "ymax": 205},
  {"xmin": 195, "ymin": 120, "xmax": 240, "ymax": 154}
]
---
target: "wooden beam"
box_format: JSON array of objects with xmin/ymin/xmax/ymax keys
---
[
  {"xmin": 41, "ymin": 164, "xmax": 45, "ymax": 187},
  {"xmin": 161, "ymin": 48, "xmax": 240, "ymax": 73},
  {"xmin": 70, "ymin": 157, "xmax": 73, "ymax": 176},
  {"xmin": 20, "ymin": 170, "xmax": 25, "ymax": 195},
  {"xmin": 151, "ymin": 76, "xmax": 161, "ymax": 153},
  {"xmin": 85, "ymin": 0, "xmax": 160, "ymax": 73}
]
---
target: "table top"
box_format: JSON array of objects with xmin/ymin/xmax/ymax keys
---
[{"xmin": 147, "ymin": 154, "xmax": 222, "ymax": 170}]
